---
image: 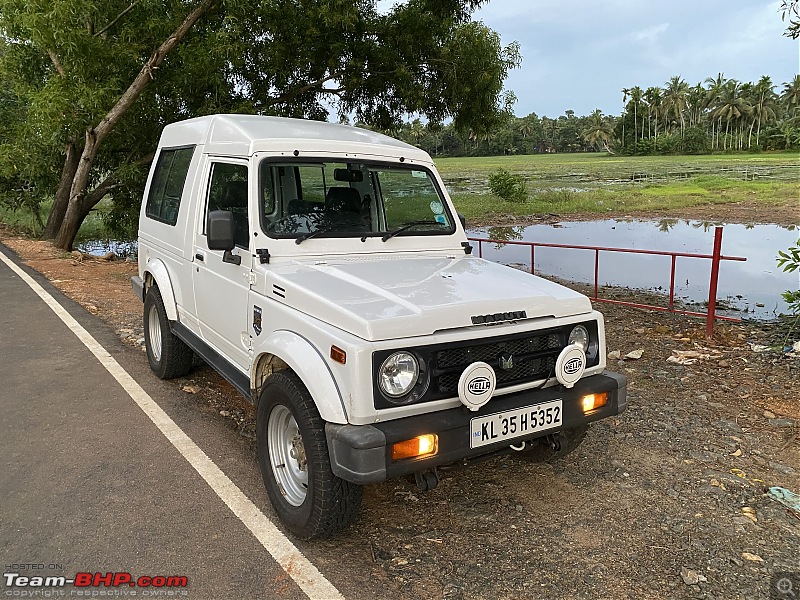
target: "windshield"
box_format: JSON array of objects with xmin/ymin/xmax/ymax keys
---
[{"xmin": 260, "ymin": 160, "xmax": 455, "ymax": 241}]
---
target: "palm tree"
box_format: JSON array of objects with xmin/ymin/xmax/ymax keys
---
[
  {"xmin": 781, "ymin": 74, "xmax": 800, "ymax": 120},
  {"xmin": 704, "ymin": 73, "xmax": 727, "ymax": 149},
  {"xmin": 713, "ymin": 80, "xmax": 751, "ymax": 150},
  {"xmin": 749, "ymin": 76, "xmax": 778, "ymax": 147},
  {"xmin": 621, "ymin": 88, "xmax": 630, "ymax": 147},
  {"xmin": 644, "ymin": 87, "xmax": 661, "ymax": 139},
  {"xmin": 663, "ymin": 76, "xmax": 689, "ymax": 136},
  {"xmin": 583, "ymin": 109, "xmax": 614, "ymax": 151},
  {"xmin": 687, "ymin": 83, "xmax": 706, "ymax": 128},
  {"xmin": 629, "ymin": 86, "xmax": 644, "ymax": 141}
]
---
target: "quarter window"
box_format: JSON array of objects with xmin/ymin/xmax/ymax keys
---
[{"xmin": 145, "ymin": 146, "xmax": 195, "ymax": 226}]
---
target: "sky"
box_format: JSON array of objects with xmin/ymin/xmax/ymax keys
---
[{"xmin": 470, "ymin": 0, "xmax": 799, "ymax": 118}]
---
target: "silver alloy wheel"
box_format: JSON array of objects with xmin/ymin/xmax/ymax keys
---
[
  {"xmin": 147, "ymin": 303, "xmax": 162, "ymax": 363},
  {"xmin": 268, "ymin": 405, "xmax": 309, "ymax": 507}
]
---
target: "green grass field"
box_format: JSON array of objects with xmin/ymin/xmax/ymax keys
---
[{"xmin": 435, "ymin": 152, "xmax": 800, "ymax": 223}]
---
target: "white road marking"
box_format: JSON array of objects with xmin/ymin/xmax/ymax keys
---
[{"xmin": 0, "ymin": 249, "xmax": 344, "ymax": 600}]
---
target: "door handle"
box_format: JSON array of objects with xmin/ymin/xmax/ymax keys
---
[{"xmin": 195, "ymin": 253, "xmax": 205, "ymax": 262}]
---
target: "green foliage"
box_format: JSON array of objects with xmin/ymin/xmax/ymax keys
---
[
  {"xmin": 777, "ymin": 238, "xmax": 800, "ymax": 315},
  {"xmin": 0, "ymin": 0, "xmax": 520, "ymax": 240},
  {"xmin": 488, "ymin": 168, "xmax": 526, "ymax": 203}
]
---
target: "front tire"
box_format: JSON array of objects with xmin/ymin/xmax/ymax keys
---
[
  {"xmin": 257, "ymin": 371, "xmax": 362, "ymax": 539},
  {"xmin": 143, "ymin": 286, "xmax": 193, "ymax": 379}
]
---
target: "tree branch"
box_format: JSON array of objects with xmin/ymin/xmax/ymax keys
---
[
  {"xmin": 94, "ymin": 1, "xmax": 140, "ymax": 37},
  {"xmin": 92, "ymin": 0, "xmax": 219, "ymax": 145},
  {"xmin": 265, "ymin": 73, "xmax": 342, "ymax": 106},
  {"xmin": 47, "ymin": 50, "xmax": 65, "ymax": 77}
]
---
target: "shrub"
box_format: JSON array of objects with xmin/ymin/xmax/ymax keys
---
[{"xmin": 488, "ymin": 168, "xmax": 527, "ymax": 203}]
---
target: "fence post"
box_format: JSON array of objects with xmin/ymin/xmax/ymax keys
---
[{"xmin": 706, "ymin": 227, "xmax": 723, "ymax": 340}]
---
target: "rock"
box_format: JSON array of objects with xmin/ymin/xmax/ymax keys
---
[
  {"xmin": 741, "ymin": 552, "xmax": 763, "ymax": 562},
  {"xmin": 769, "ymin": 419, "xmax": 795, "ymax": 427},
  {"xmin": 769, "ymin": 462, "xmax": 797, "ymax": 475},
  {"xmin": 634, "ymin": 328, "xmax": 646, "ymax": 334},
  {"xmin": 680, "ymin": 567, "xmax": 706, "ymax": 585},
  {"xmin": 718, "ymin": 360, "xmax": 730, "ymax": 368},
  {"xmin": 182, "ymin": 384, "xmax": 201, "ymax": 394},
  {"xmin": 654, "ymin": 325, "xmax": 669, "ymax": 334},
  {"xmin": 515, "ymin": 504, "xmax": 523, "ymax": 513},
  {"xmin": 220, "ymin": 410, "xmax": 230, "ymax": 417},
  {"xmin": 740, "ymin": 507, "xmax": 757, "ymax": 523},
  {"xmin": 763, "ymin": 410, "xmax": 776, "ymax": 419},
  {"xmin": 625, "ymin": 349, "xmax": 644, "ymax": 360},
  {"xmin": 608, "ymin": 350, "xmax": 621, "ymax": 360},
  {"xmin": 729, "ymin": 449, "xmax": 742, "ymax": 457},
  {"xmin": 136, "ymin": 338, "xmax": 145, "ymax": 346}
]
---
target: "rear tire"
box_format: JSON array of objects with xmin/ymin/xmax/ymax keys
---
[
  {"xmin": 257, "ymin": 371, "xmax": 362, "ymax": 539},
  {"xmin": 143, "ymin": 286, "xmax": 193, "ymax": 379},
  {"xmin": 516, "ymin": 425, "xmax": 590, "ymax": 462}
]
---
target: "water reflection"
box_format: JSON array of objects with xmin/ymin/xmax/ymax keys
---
[{"xmin": 470, "ymin": 219, "xmax": 800, "ymax": 320}]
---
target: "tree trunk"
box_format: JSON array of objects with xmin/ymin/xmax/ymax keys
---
[
  {"xmin": 52, "ymin": 0, "xmax": 219, "ymax": 250},
  {"xmin": 43, "ymin": 142, "xmax": 79, "ymax": 239}
]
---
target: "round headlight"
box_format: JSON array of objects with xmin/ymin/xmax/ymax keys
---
[
  {"xmin": 568, "ymin": 325, "xmax": 589, "ymax": 351},
  {"xmin": 379, "ymin": 352, "xmax": 419, "ymax": 398}
]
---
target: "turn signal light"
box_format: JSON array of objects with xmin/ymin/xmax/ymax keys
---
[
  {"xmin": 330, "ymin": 346, "xmax": 347, "ymax": 364},
  {"xmin": 581, "ymin": 392, "xmax": 608, "ymax": 413},
  {"xmin": 391, "ymin": 434, "xmax": 438, "ymax": 461}
]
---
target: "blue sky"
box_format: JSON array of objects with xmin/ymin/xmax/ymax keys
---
[{"xmin": 471, "ymin": 0, "xmax": 799, "ymax": 118}]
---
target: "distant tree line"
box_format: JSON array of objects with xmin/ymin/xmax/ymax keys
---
[{"xmin": 387, "ymin": 73, "xmax": 800, "ymax": 157}]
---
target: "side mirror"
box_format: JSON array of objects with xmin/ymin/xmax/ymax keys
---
[
  {"xmin": 207, "ymin": 210, "xmax": 236, "ymax": 251},
  {"xmin": 457, "ymin": 212, "xmax": 466, "ymax": 229}
]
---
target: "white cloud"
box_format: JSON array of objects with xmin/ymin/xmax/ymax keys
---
[{"xmin": 632, "ymin": 23, "xmax": 669, "ymax": 43}]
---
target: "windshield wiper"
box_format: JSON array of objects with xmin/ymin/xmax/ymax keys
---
[
  {"xmin": 295, "ymin": 225, "xmax": 335, "ymax": 245},
  {"xmin": 381, "ymin": 220, "xmax": 445, "ymax": 242}
]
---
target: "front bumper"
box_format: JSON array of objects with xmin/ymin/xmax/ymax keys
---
[{"xmin": 326, "ymin": 371, "xmax": 627, "ymax": 484}]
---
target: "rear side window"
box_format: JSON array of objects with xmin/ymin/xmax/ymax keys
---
[{"xmin": 145, "ymin": 146, "xmax": 195, "ymax": 225}]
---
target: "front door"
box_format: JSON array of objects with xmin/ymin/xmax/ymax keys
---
[{"xmin": 193, "ymin": 158, "xmax": 252, "ymax": 373}]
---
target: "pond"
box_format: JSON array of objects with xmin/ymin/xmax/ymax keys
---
[{"xmin": 469, "ymin": 219, "xmax": 800, "ymax": 321}]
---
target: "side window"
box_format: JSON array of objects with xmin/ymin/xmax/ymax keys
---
[
  {"xmin": 145, "ymin": 146, "xmax": 194, "ymax": 226},
  {"xmin": 206, "ymin": 162, "xmax": 249, "ymax": 249}
]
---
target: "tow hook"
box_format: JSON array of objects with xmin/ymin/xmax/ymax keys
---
[
  {"xmin": 414, "ymin": 468, "xmax": 440, "ymax": 491},
  {"xmin": 546, "ymin": 432, "xmax": 568, "ymax": 452}
]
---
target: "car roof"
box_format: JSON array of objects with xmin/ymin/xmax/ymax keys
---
[{"xmin": 158, "ymin": 114, "xmax": 429, "ymax": 161}]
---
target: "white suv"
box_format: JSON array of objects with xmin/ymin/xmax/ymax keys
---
[{"xmin": 132, "ymin": 115, "xmax": 627, "ymax": 538}]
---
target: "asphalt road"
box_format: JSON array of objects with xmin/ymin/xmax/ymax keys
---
[{"xmin": 0, "ymin": 244, "xmax": 353, "ymax": 600}]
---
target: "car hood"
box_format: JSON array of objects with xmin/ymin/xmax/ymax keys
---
[{"xmin": 264, "ymin": 255, "xmax": 592, "ymax": 341}]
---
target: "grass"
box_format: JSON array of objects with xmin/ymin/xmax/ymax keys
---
[
  {"xmin": 0, "ymin": 197, "xmax": 115, "ymax": 241},
  {"xmin": 435, "ymin": 152, "xmax": 800, "ymax": 223}
]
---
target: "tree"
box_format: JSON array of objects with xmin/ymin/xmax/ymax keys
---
[
  {"xmin": 713, "ymin": 80, "xmax": 751, "ymax": 150},
  {"xmin": 782, "ymin": 74, "xmax": 800, "ymax": 120},
  {"xmin": 1, "ymin": 0, "xmax": 520, "ymax": 249},
  {"xmin": 662, "ymin": 76, "xmax": 689, "ymax": 136},
  {"xmin": 749, "ymin": 76, "xmax": 778, "ymax": 147},
  {"xmin": 781, "ymin": 0, "xmax": 800, "ymax": 38},
  {"xmin": 583, "ymin": 109, "xmax": 613, "ymax": 151}
]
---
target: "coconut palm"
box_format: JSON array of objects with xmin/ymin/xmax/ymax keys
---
[
  {"xmin": 583, "ymin": 109, "xmax": 614, "ymax": 151},
  {"xmin": 663, "ymin": 76, "xmax": 689, "ymax": 136},
  {"xmin": 749, "ymin": 76, "xmax": 778, "ymax": 147},
  {"xmin": 705, "ymin": 73, "xmax": 727, "ymax": 149},
  {"xmin": 644, "ymin": 86, "xmax": 661, "ymax": 139},
  {"xmin": 629, "ymin": 86, "xmax": 644, "ymax": 142},
  {"xmin": 781, "ymin": 74, "xmax": 800, "ymax": 119},
  {"xmin": 713, "ymin": 80, "xmax": 752, "ymax": 150}
]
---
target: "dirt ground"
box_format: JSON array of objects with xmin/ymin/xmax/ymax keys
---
[{"xmin": 1, "ymin": 206, "xmax": 799, "ymax": 599}]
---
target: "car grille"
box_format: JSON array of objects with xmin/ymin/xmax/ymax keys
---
[{"xmin": 432, "ymin": 331, "xmax": 564, "ymax": 396}]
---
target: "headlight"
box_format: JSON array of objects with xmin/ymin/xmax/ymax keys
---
[
  {"xmin": 379, "ymin": 352, "xmax": 419, "ymax": 398},
  {"xmin": 568, "ymin": 325, "xmax": 589, "ymax": 351}
]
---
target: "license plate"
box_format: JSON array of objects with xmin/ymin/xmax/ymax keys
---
[{"xmin": 469, "ymin": 400, "xmax": 563, "ymax": 449}]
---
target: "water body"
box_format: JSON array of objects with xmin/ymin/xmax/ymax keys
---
[{"xmin": 469, "ymin": 219, "xmax": 800, "ymax": 320}]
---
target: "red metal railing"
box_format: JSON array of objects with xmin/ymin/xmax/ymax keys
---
[{"xmin": 468, "ymin": 226, "xmax": 747, "ymax": 339}]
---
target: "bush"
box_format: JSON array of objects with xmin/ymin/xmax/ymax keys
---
[
  {"xmin": 488, "ymin": 168, "xmax": 527, "ymax": 202},
  {"xmin": 777, "ymin": 238, "xmax": 800, "ymax": 316}
]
